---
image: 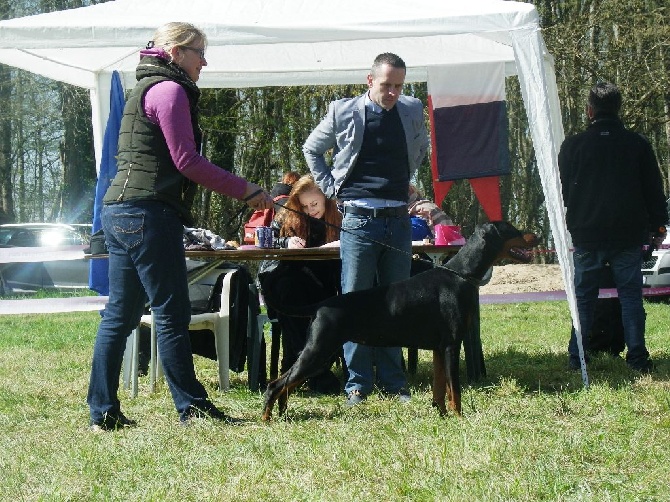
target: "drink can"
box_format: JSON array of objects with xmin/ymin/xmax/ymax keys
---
[{"xmin": 255, "ymin": 226, "xmax": 274, "ymax": 248}]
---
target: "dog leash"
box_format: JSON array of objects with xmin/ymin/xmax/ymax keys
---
[
  {"xmin": 229, "ymin": 197, "xmax": 483, "ymax": 283},
  {"xmin": 275, "ymin": 201, "xmax": 495, "ymax": 287},
  {"xmin": 223, "ymin": 189, "xmax": 268, "ymax": 227},
  {"xmin": 272, "ymin": 200, "xmax": 448, "ymax": 270}
]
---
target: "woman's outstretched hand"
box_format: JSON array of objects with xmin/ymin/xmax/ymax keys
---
[{"xmin": 242, "ymin": 183, "xmax": 273, "ymax": 210}]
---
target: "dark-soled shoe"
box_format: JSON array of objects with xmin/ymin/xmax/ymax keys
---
[
  {"xmin": 90, "ymin": 411, "xmax": 137, "ymax": 432},
  {"xmin": 345, "ymin": 390, "xmax": 366, "ymax": 407},
  {"xmin": 180, "ymin": 402, "xmax": 243, "ymax": 426},
  {"xmin": 380, "ymin": 388, "xmax": 412, "ymax": 403},
  {"xmin": 628, "ymin": 359, "xmax": 655, "ymax": 374},
  {"xmin": 308, "ymin": 370, "xmax": 342, "ymax": 396}
]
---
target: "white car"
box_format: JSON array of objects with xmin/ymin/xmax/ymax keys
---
[
  {"xmin": 0, "ymin": 223, "xmax": 91, "ymax": 294},
  {"xmin": 0, "ymin": 222, "xmax": 232, "ymax": 305},
  {"xmin": 642, "ymin": 225, "xmax": 670, "ymax": 289},
  {"xmin": 642, "ymin": 198, "xmax": 670, "ymax": 291}
]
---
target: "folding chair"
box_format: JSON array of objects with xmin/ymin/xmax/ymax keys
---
[{"xmin": 122, "ymin": 268, "xmax": 238, "ymax": 397}]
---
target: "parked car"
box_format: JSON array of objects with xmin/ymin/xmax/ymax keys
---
[
  {"xmin": 641, "ymin": 198, "xmax": 670, "ymax": 291},
  {"xmin": 0, "ymin": 222, "xmax": 233, "ymax": 303},
  {"xmin": 642, "ymin": 225, "xmax": 670, "ymax": 288},
  {"xmin": 0, "ymin": 223, "xmax": 92, "ymax": 295}
]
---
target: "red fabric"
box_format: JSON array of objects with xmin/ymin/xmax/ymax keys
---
[
  {"xmin": 470, "ymin": 176, "xmax": 502, "ymax": 221},
  {"xmin": 428, "ymin": 96, "xmax": 503, "ymax": 221},
  {"xmin": 432, "ymin": 177, "xmax": 502, "ymax": 221},
  {"xmin": 242, "ymin": 194, "xmax": 288, "ymax": 244}
]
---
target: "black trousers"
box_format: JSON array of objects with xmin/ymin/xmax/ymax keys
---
[{"xmin": 261, "ymin": 259, "xmax": 341, "ymax": 373}]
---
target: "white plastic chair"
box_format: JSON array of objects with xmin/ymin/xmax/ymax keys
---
[{"xmin": 122, "ymin": 268, "xmax": 237, "ymax": 397}]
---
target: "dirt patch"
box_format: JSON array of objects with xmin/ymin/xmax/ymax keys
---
[{"xmin": 479, "ymin": 264, "xmax": 565, "ymax": 295}]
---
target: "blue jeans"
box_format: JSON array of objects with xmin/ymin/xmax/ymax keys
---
[
  {"xmin": 87, "ymin": 200, "xmax": 211, "ymax": 423},
  {"xmin": 340, "ymin": 212, "xmax": 411, "ymax": 395},
  {"xmin": 568, "ymin": 246, "xmax": 650, "ymax": 367}
]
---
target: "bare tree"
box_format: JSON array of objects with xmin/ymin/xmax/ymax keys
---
[{"xmin": 0, "ymin": 0, "xmax": 14, "ymax": 223}]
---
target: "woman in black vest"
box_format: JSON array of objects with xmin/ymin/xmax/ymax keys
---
[{"xmin": 87, "ymin": 22, "xmax": 272, "ymax": 431}]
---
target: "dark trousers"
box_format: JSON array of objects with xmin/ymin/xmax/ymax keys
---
[{"xmin": 261, "ymin": 260, "xmax": 341, "ymax": 370}]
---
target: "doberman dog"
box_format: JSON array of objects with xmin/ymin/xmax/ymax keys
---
[{"xmin": 261, "ymin": 221, "xmax": 538, "ymax": 421}]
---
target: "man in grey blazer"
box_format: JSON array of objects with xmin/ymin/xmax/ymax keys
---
[{"xmin": 303, "ymin": 53, "xmax": 429, "ymax": 406}]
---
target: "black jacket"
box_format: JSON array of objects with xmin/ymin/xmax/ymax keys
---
[{"xmin": 558, "ymin": 116, "xmax": 667, "ymax": 248}]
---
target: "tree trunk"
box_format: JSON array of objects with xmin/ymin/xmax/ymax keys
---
[
  {"xmin": 58, "ymin": 84, "xmax": 95, "ymax": 222},
  {"xmin": 0, "ymin": 0, "xmax": 14, "ymax": 223}
]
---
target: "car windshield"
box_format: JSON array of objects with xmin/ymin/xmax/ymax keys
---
[
  {"xmin": 0, "ymin": 226, "xmax": 87, "ymax": 247},
  {"xmin": 39, "ymin": 229, "xmax": 69, "ymax": 246}
]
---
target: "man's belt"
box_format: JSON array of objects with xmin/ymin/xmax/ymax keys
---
[{"xmin": 342, "ymin": 205, "xmax": 408, "ymax": 218}]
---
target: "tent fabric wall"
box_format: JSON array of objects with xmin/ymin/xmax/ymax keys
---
[
  {"xmin": 0, "ymin": 0, "xmax": 587, "ymax": 384},
  {"xmin": 510, "ymin": 27, "xmax": 587, "ymax": 385}
]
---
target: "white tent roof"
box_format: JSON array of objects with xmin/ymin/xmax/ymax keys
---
[
  {"xmin": 0, "ymin": 0, "xmax": 561, "ymax": 171},
  {"xmin": 0, "ymin": 0, "xmax": 535, "ymax": 88},
  {"xmin": 0, "ymin": 0, "xmax": 585, "ymax": 381}
]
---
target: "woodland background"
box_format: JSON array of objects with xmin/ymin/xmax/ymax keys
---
[{"xmin": 0, "ymin": 0, "xmax": 668, "ymax": 262}]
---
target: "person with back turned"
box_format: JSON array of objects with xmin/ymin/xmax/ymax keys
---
[{"xmin": 559, "ymin": 81, "xmax": 667, "ymax": 373}]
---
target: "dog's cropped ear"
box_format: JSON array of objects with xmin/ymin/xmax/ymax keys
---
[
  {"xmin": 490, "ymin": 221, "xmax": 518, "ymax": 236},
  {"xmin": 477, "ymin": 222, "xmax": 497, "ymax": 236},
  {"xmin": 471, "ymin": 222, "xmax": 503, "ymax": 251}
]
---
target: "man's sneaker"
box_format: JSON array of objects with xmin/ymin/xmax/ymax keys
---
[
  {"xmin": 379, "ymin": 388, "xmax": 412, "ymax": 403},
  {"xmin": 345, "ymin": 390, "xmax": 366, "ymax": 407},
  {"xmin": 398, "ymin": 389, "xmax": 411, "ymax": 403},
  {"xmin": 90, "ymin": 411, "xmax": 137, "ymax": 432},
  {"xmin": 180, "ymin": 402, "xmax": 243, "ymax": 426}
]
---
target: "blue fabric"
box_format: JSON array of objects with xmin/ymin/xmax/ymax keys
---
[
  {"xmin": 338, "ymin": 106, "xmax": 409, "ymax": 203},
  {"xmin": 568, "ymin": 246, "xmax": 650, "ymax": 368},
  {"xmin": 87, "ymin": 200, "xmax": 212, "ymax": 422},
  {"xmin": 410, "ymin": 216, "xmax": 432, "ymax": 240},
  {"xmin": 433, "ymin": 101, "xmax": 510, "ymax": 181},
  {"xmin": 340, "ymin": 213, "xmax": 411, "ymax": 395},
  {"xmin": 89, "ymin": 71, "xmax": 125, "ymax": 295}
]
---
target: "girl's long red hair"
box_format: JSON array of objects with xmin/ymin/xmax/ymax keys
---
[{"xmin": 278, "ymin": 175, "xmax": 341, "ymax": 243}]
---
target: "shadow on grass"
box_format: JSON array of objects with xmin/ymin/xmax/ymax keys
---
[
  {"xmin": 258, "ymin": 350, "xmax": 669, "ymax": 422},
  {"xmin": 406, "ymin": 349, "xmax": 669, "ymax": 395}
]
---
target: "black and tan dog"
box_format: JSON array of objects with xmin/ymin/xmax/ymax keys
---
[{"xmin": 261, "ymin": 221, "xmax": 538, "ymax": 421}]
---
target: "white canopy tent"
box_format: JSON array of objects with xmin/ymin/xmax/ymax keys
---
[{"xmin": 0, "ymin": 0, "xmax": 587, "ymax": 383}]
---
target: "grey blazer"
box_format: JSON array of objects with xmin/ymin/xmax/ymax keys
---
[{"xmin": 303, "ymin": 93, "xmax": 430, "ymax": 199}]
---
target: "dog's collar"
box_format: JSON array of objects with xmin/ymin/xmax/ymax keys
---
[{"xmin": 441, "ymin": 265, "xmax": 482, "ymax": 287}]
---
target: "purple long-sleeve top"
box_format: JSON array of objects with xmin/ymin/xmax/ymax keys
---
[{"xmin": 139, "ymin": 51, "xmax": 247, "ymax": 200}]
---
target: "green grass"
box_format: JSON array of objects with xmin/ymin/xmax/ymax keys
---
[
  {"xmin": 0, "ymin": 287, "xmax": 98, "ymax": 300},
  {"xmin": 1, "ymin": 301, "xmax": 669, "ymax": 501}
]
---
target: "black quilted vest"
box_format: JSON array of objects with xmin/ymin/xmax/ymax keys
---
[{"xmin": 103, "ymin": 56, "xmax": 201, "ymax": 224}]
